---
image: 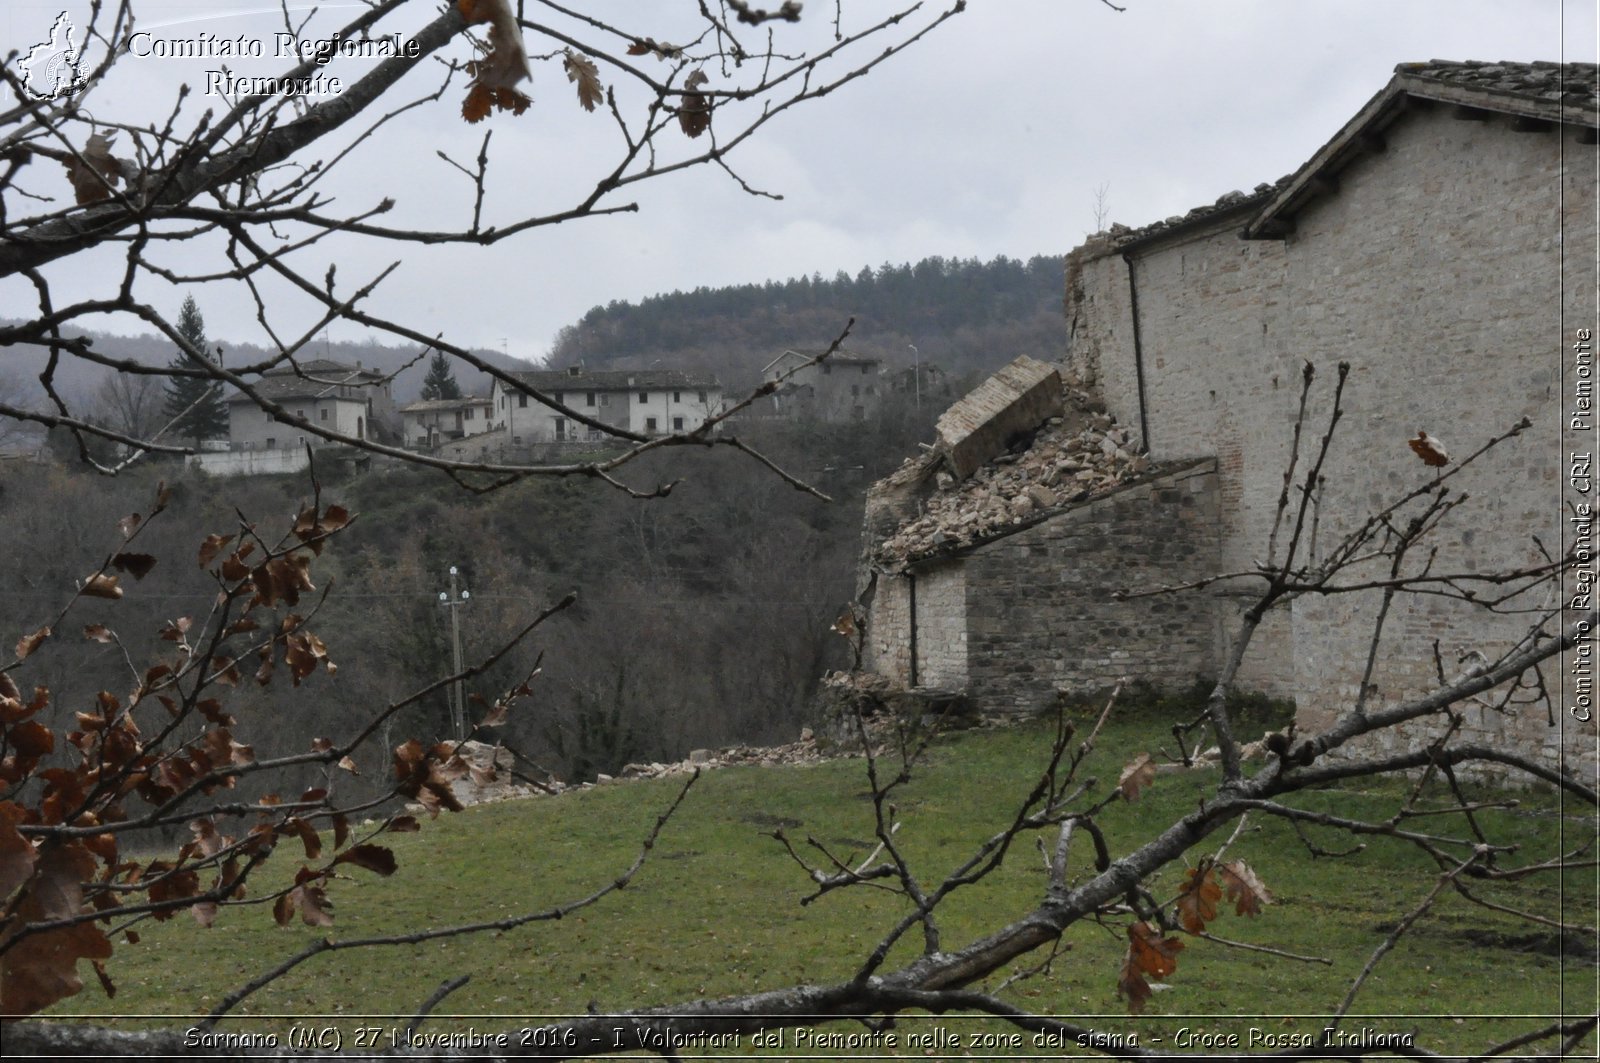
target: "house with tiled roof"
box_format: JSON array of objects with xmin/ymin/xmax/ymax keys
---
[
  {"xmin": 761, "ymin": 347, "xmax": 885, "ymax": 421},
  {"xmin": 223, "ymin": 359, "xmax": 395, "ymax": 453},
  {"xmin": 399, "ymin": 395, "xmax": 495, "ymax": 450},
  {"xmin": 862, "ymin": 60, "xmax": 1597, "ymax": 783},
  {"xmin": 490, "ymin": 365, "xmax": 723, "ymax": 444}
]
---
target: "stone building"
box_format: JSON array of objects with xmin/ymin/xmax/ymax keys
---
[
  {"xmin": 862, "ymin": 61, "xmax": 1597, "ymax": 780},
  {"xmin": 761, "ymin": 348, "xmax": 885, "ymax": 421},
  {"xmin": 223, "ymin": 359, "xmax": 395, "ymax": 452},
  {"xmin": 400, "ymin": 395, "xmax": 495, "ymax": 450},
  {"xmin": 861, "ymin": 357, "xmax": 1221, "ymax": 712}
]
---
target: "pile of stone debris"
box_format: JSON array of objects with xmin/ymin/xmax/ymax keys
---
[
  {"xmin": 873, "ymin": 382, "xmax": 1148, "ymax": 566},
  {"xmin": 438, "ymin": 682, "xmax": 973, "ymax": 808},
  {"xmin": 437, "ymin": 730, "xmax": 862, "ymax": 809}
]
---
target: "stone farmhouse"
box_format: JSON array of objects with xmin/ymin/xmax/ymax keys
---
[
  {"xmin": 761, "ymin": 348, "xmax": 885, "ymax": 421},
  {"xmin": 490, "ymin": 365, "xmax": 723, "ymax": 444},
  {"xmin": 399, "ymin": 395, "xmax": 496, "ymax": 450},
  {"xmin": 224, "ymin": 358, "xmax": 394, "ymax": 451},
  {"xmin": 861, "ymin": 60, "xmax": 1597, "ymax": 781},
  {"xmin": 203, "ymin": 359, "xmax": 397, "ymax": 473}
]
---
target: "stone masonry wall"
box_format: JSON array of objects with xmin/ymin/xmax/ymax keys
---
[
  {"xmin": 865, "ymin": 569, "xmax": 912, "ymax": 685},
  {"xmin": 1068, "ymin": 104, "xmax": 1597, "ymax": 779},
  {"xmin": 912, "ymin": 561, "xmax": 967, "ymax": 689},
  {"xmin": 959, "ymin": 461, "xmax": 1220, "ymax": 713}
]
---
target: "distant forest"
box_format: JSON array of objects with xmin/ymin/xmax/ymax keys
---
[{"xmin": 549, "ymin": 253, "xmax": 1069, "ymax": 390}]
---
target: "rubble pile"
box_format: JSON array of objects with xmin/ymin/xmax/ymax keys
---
[
  {"xmin": 610, "ymin": 733, "xmax": 833, "ymax": 782},
  {"xmin": 874, "ymin": 384, "xmax": 1149, "ymax": 565}
]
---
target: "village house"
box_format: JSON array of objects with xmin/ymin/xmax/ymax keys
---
[
  {"xmin": 761, "ymin": 348, "xmax": 884, "ymax": 421},
  {"xmin": 400, "ymin": 395, "xmax": 495, "ymax": 450},
  {"xmin": 490, "ymin": 366, "xmax": 723, "ymax": 444},
  {"xmin": 223, "ymin": 358, "xmax": 394, "ymax": 450},
  {"xmin": 861, "ymin": 60, "xmax": 1597, "ymax": 781}
]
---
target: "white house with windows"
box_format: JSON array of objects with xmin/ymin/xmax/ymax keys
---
[
  {"xmin": 490, "ymin": 366, "xmax": 723, "ymax": 444},
  {"xmin": 399, "ymin": 395, "xmax": 495, "ymax": 449},
  {"xmin": 224, "ymin": 359, "xmax": 393, "ymax": 452}
]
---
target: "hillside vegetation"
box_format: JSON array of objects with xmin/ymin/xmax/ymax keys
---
[
  {"xmin": 1, "ymin": 407, "xmax": 938, "ymax": 809},
  {"xmin": 549, "ymin": 254, "xmax": 1068, "ymax": 388}
]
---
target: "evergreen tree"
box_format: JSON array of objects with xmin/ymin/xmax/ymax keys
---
[
  {"xmin": 420, "ymin": 351, "xmax": 462, "ymax": 400},
  {"xmin": 161, "ymin": 295, "xmax": 228, "ymax": 445}
]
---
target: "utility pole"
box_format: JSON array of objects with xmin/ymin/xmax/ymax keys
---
[
  {"xmin": 437, "ymin": 565, "xmax": 470, "ymax": 740},
  {"xmin": 907, "ymin": 343, "xmax": 921, "ymax": 410}
]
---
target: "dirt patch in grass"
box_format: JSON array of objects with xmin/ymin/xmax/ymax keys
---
[
  {"xmin": 1456, "ymin": 927, "xmax": 1598, "ymax": 963},
  {"xmin": 741, "ymin": 812, "xmax": 804, "ymax": 829}
]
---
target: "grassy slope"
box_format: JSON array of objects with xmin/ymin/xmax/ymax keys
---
[{"xmin": 49, "ymin": 705, "xmax": 1597, "ymax": 1056}]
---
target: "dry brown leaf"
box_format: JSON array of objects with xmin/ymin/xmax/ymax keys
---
[
  {"xmin": 0, "ymin": 844, "xmax": 113, "ymax": 1014},
  {"xmin": 627, "ymin": 37, "xmax": 683, "ymax": 59},
  {"xmin": 80, "ymin": 573, "xmax": 122, "ymax": 600},
  {"xmin": 197, "ymin": 533, "xmax": 233, "ymax": 568},
  {"xmin": 679, "ymin": 69, "xmax": 712, "ymax": 138},
  {"xmin": 82, "ymin": 624, "xmax": 114, "ymax": 644},
  {"xmin": 333, "ymin": 844, "xmax": 397, "ymax": 876},
  {"xmin": 1174, "ymin": 859, "xmax": 1221, "ymax": 933},
  {"xmin": 111, "ymin": 552, "xmax": 157, "ymax": 580},
  {"xmin": 63, "ymin": 132, "xmax": 123, "ymax": 206},
  {"xmin": 1117, "ymin": 752, "xmax": 1156, "ymax": 801},
  {"xmin": 1118, "ymin": 920, "xmax": 1185, "ymax": 1014},
  {"xmin": 0, "ymin": 802, "xmax": 37, "ymax": 901},
  {"xmin": 15, "ymin": 626, "xmax": 50, "ymax": 661},
  {"xmin": 284, "ymin": 630, "xmax": 330, "ymax": 686},
  {"xmin": 291, "ymin": 503, "xmax": 352, "ymax": 555},
  {"xmin": 1116, "ymin": 952, "xmax": 1152, "ymax": 1015},
  {"xmin": 1219, "ymin": 859, "xmax": 1273, "ymax": 917},
  {"xmin": 564, "ymin": 49, "xmax": 603, "ymax": 111},
  {"xmin": 1408, "ymin": 430, "xmax": 1450, "ymax": 467},
  {"xmin": 460, "ymin": 0, "xmax": 532, "ymax": 123}
]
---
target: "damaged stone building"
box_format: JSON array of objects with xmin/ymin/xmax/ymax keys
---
[{"xmin": 859, "ymin": 61, "xmax": 1597, "ymax": 779}]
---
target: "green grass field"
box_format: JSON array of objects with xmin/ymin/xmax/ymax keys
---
[{"xmin": 44, "ymin": 701, "xmax": 1598, "ymax": 1057}]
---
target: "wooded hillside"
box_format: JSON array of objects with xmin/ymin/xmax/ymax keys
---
[{"xmin": 549, "ymin": 254, "xmax": 1068, "ymax": 387}]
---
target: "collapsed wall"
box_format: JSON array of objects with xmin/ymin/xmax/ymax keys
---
[{"xmin": 858, "ymin": 361, "xmax": 1223, "ymax": 712}]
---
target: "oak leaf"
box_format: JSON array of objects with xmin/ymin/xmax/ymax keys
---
[
  {"xmin": 8, "ymin": 721, "xmax": 56, "ymax": 759},
  {"xmin": 1408, "ymin": 430, "xmax": 1449, "ymax": 468},
  {"xmin": 290, "ymin": 868, "xmax": 334, "ymax": 927},
  {"xmin": 334, "ymin": 844, "xmax": 398, "ymax": 876},
  {"xmin": 627, "ymin": 37, "xmax": 683, "ymax": 59},
  {"xmin": 291, "ymin": 503, "xmax": 351, "ymax": 555},
  {"xmin": 80, "ymin": 573, "xmax": 123, "ymax": 600},
  {"xmin": 16, "ymin": 625, "xmax": 50, "ymax": 660},
  {"xmin": 111, "ymin": 552, "xmax": 157, "ymax": 579},
  {"xmin": 1219, "ymin": 859, "xmax": 1273, "ymax": 917},
  {"xmin": 459, "ymin": 0, "xmax": 532, "ymax": 123},
  {"xmin": 284, "ymin": 817, "xmax": 322, "ymax": 860},
  {"xmin": 1175, "ymin": 859, "xmax": 1221, "ymax": 933},
  {"xmin": 198, "ymin": 533, "xmax": 234, "ymax": 568},
  {"xmin": 0, "ymin": 802, "xmax": 37, "ymax": 901},
  {"xmin": 1117, "ymin": 919, "xmax": 1183, "ymax": 1013},
  {"xmin": 564, "ymin": 49, "xmax": 603, "ymax": 111},
  {"xmin": 1117, "ymin": 752, "xmax": 1156, "ymax": 801},
  {"xmin": 0, "ymin": 845, "xmax": 114, "ymax": 1014},
  {"xmin": 679, "ymin": 69, "xmax": 712, "ymax": 137},
  {"xmin": 63, "ymin": 132, "xmax": 123, "ymax": 206}
]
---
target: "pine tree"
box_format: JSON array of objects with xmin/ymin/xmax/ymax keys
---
[
  {"xmin": 420, "ymin": 351, "xmax": 462, "ymax": 400},
  {"xmin": 161, "ymin": 295, "xmax": 228, "ymax": 445}
]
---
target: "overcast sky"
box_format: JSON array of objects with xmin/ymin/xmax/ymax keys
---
[{"xmin": 5, "ymin": 1, "xmax": 1597, "ymax": 365}]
